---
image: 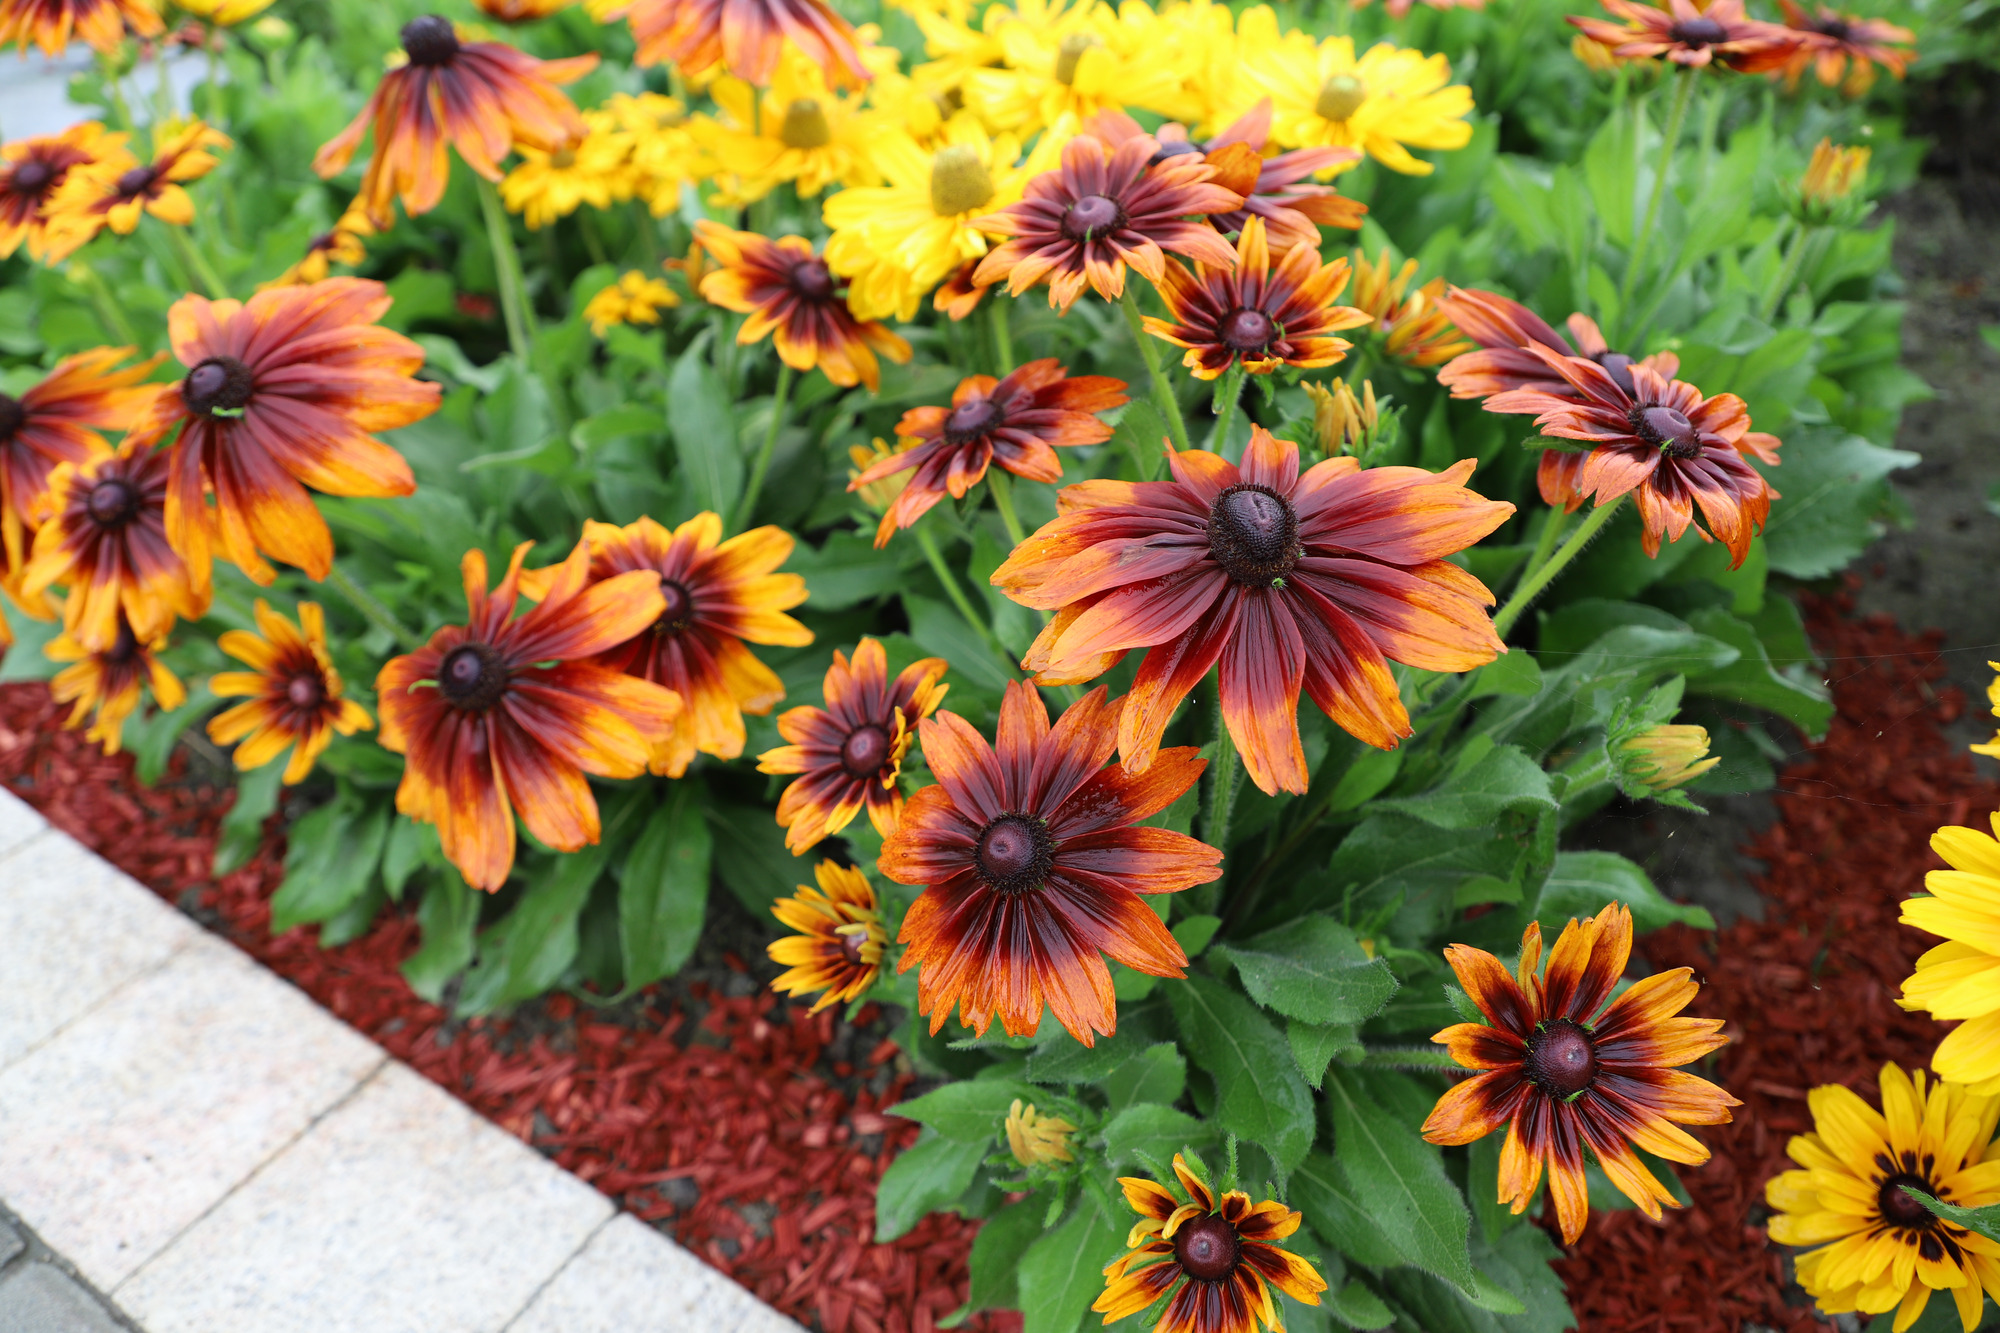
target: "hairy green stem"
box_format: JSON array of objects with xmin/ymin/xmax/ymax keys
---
[
  {"xmin": 166, "ymin": 224, "xmax": 231, "ymax": 300},
  {"xmin": 327, "ymin": 563, "xmax": 420, "ymax": 652},
  {"xmin": 475, "ymin": 175, "xmax": 534, "ymax": 361},
  {"xmin": 988, "ymin": 467, "xmax": 1028, "ymax": 548},
  {"xmin": 1760, "ymin": 220, "xmax": 1818, "ymax": 324},
  {"xmin": 1492, "ymin": 494, "xmax": 1625, "ymax": 639},
  {"xmin": 71, "ymin": 260, "xmax": 138, "ymax": 346},
  {"xmin": 1204, "ymin": 689, "xmax": 1239, "ymax": 853},
  {"xmin": 1618, "ymin": 66, "xmax": 1697, "ymax": 331},
  {"xmin": 914, "ymin": 520, "xmax": 1005, "ymax": 658},
  {"xmin": 1515, "ymin": 500, "xmax": 1571, "ymax": 597},
  {"xmin": 1119, "ymin": 285, "xmax": 1189, "ymax": 476},
  {"xmin": 989, "ymin": 295, "xmax": 1015, "ymax": 375},
  {"xmin": 735, "ymin": 363, "xmax": 793, "ymax": 532},
  {"xmin": 1207, "ymin": 360, "xmax": 1248, "ymax": 453}
]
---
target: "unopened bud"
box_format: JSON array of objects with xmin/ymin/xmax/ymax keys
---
[
  {"xmin": 1620, "ymin": 725, "xmax": 1719, "ymax": 792},
  {"xmin": 1005, "ymin": 1099, "xmax": 1076, "ymax": 1167}
]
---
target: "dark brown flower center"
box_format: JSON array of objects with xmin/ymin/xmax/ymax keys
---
[
  {"xmin": 840, "ymin": 724, "xmax": 891, "ymax": 778},
  {"xmin": 106, "ymin": 619, "xmax": 139, "ymax": 666},
  {"xmin": 1878, "ymin": 1174, "xmax": 1937, "ymax": 1230},
  {"xmin": 656, "ymin": 579, "xmax": 693, "ymax": 633},
  {"xmin": 1592, "ymin": 350, "xmax": 1637, "ymax": 397},
  {"xmin": 0, "ymin": 393, "xmax": 23, "ymax": 441},
  {"xmin": 1315, "ymin": 74, "xmax": 1367, "ymax": 123},
  {"xmin": 438, "ymin": 642, "xmax": 508, "ymax": 711},
  {"xmin": 10, "ymin": 160, "xmax": 51, "ymax": 194},
  {"xmin": 780, "ymin": 99, "xmax": 831, "ymax": 149},
  {"xmin": 1630, "ymin": 404, "xmax": 1701, "ymax": 458},
  {"xmin": 837, "ymin": 928, "xmax": 869, "ymax": 965},
  {"xmin": 182, "ymin": 356, "xmax": 255, "ymax": 416},
  {"xmin": 975, "ymin": 813, "xmax": 1054, "ymax": 894},
  {"xmin": 114, "ymin": 165, "xmax": 157, "ymax": 198},
  {"xmin": 1172, "ymin": 1215, "xmax": 1241, "ymax": 1282},
  {"xmin": 944, "ymin": 396, "xmax": 1005, "ymax": 443},
  {"xmin": 791, "ymin": 257, "xmax": 836, "ymax": 303},
  {"xmin": 1524, "ymin": 1018, "xmax": 1598, "ymax": 1098},
  {"xmin": 401, "ymin": 15, "xmax": 461, "ymax": 66},
  {"xmin": 1220, "ymin": 308, "xmax": 1276, "ymax": 353},
  {"xmin": 1207, "ymin": 484, "xmax": 1300, "ymax": 587},
  {"xmin": 1062, "ymin": 193, "xmax": 1122, "ymax": 241},
  {"xmin": 1669, "ymin": 15, "xmax": 1729, "ymax": 45},
  {"xmin": 286, "ymin": 673, "xmax": 326, "ymax": 712},
  {"xmin": 1814, "ymin": 15, "xmax": 1852, "ymax": 39},
  {"xmin": 86, "ymin": 478, "xmax": 141, "ymax": 528}
]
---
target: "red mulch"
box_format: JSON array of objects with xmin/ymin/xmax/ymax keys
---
[
  {"xmin": 1, "ymin": 578, "xmax": 1986, "ymax": 1332},
  {"xmin": 0, "ymin": 692, "xmax": 1005, "ymax": 1333},
  {"xmin": 1561, "ymin": 583, "xmax": 2000, "ymax": 1332}
]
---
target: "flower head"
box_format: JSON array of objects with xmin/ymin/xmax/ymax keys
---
[
  {"xmin": 172, "ymin": 0, "xmax": 272, "ymax": 24},
  {"xmin": 472, "ymin": 0, "xmax": 572, "ymax": 19},
  {"xmin": 0, "ymin": 0, "xmax": 161, "ymax": 54},
  {"xmin": 1737, "ymin": 0, "xmax": 1913, "ymax": 93},
  {"xmin": 122, "ymin": 278, "xmax": 440, "ymax": 590},
  {"xmin": 994, "ymin": 427, "xmax": 1512, "ymax": 795},
  {"xmin": 70, "ymin": 119, "xmax": 230, "ymax": 234},
  {"xmin": 1144, "ymin": 216, "xmax": 1371, "ymax": 382},
  {"xmin": 1898, "ymin": 814, "xmax": 2000, "ymax": 1094},
  {"xmin": 696, "ymin": 51, "xmax": 886, "ymax": 205},
  {"xmin": 1422, "ymin": 902, "xmax": 1738, "ymax": 1243},
  {"xmin": 48, "ymin": 614, "xmax": 186, "ymax": 755},
  {"xmin": 971, "ymin": 132, "xmax": 1243, "ymax": 312},
  {"xmin": 850, "ymin": 358, "xmax": 1127, "ymax": 545},
  {"xmin": 208, "ymin": 600, "xmax": 373, "ymax": 783},
  {"xmin": 1094, "ymin": 1153, "xmax": 1328, "ymax": 1333},
  {"xmin": 695, "ymin": 221, "xmax": 911, "ymax": 392},
  {"xmin": 1243, "ymin": 20, "xmax": 1474, "ymax": 176},
  {"xmin": 1766, "ymin": 1065, "xmax": 2000, "ymax": 1333},
  {"xmin": 601, "ymin": 0, "xmax": 869, "ymax": 89},
  {"xmin": 758, "ymin": 637, "xmax": 949, "ymax": 853},
  {"xmin": 1482, "ymin": 347, "xmax": 1779, "ymax": 566},
  {"xmin": 1346, "ymin": 249, "xmax": 1471, "ymax": 368},
  {"xmin": 0, "ymin": 122, "xmax": 120, "ymax": 263},
  {"xmin": 519, "ymin": 515, "xmax": 811, "ymax": 778},
  {"xmin": 768, "ymin": 860, "xmax": 887, "ymax": 1012},
  {"xmin": 1791, "ymin": 138, "xmax": 1871, "ymax": 225},
  {"xmin": 266, "ymin": 199, "xmax": 374, "ymax": 289},
  {"xmin": 1568, "ymin": 0, "xmax": 1794, "ymax": 70},
  {"xmin": 879, "ymin": 682, "xmax": 1221, "ymax": 1044},
  {"xmin": 1006, "ymin": 1099, "xmax": 1076, "ymax": 1167},
  {"xmin": 22, "ymin": 436, "xmax": 206, "ymax": 653},
  {"xmin": 959, "ymin": 0, "xmax": 1201, "ymax": 137},
  {"xmin": 1304, "ymin": 377, "xmax": 1379, "ymax": 457},
  {"xmin": 377, "ymin": 541, "xmax": 682, "ymax": 892},
  {"xmin": 1619, "ymin": 724, "xmax": 1719, "ymax": 792},
  {"xmin": 583, "ymin": 270, "xmax": 681, "ymax": 336},
  {"xmin": 311, "ymin": 16, "xmax": 598, "ymax": 226},
  {"xmin": 1975, "ymin": 665, "xmax": 2000, "ymax": 761},
  {"xmin": 498, "ymin": 114, "xmax": 632, "ymax": 229}
]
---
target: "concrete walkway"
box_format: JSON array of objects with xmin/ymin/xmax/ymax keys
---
[{"xmin": 0, "ymin": 789, "xmax": 801, "ymax": 1333}]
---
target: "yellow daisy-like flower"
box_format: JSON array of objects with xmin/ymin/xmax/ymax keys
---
[
  {"xmin": 823, "ymin": 114, "xmax": 1063, "ymax": 323},
  {"xmin": 602, "ymin": 92, "xmax": 711, "ymax": 218},
  {"xmin": 208, "ymin": 599, "xmax": 374, "ymax": 784},
  {"xmin": 583, "ymin": 270, "xmax": 681, "ymax": 336},
  {"xmin": 1347, "ymin": 248, "xmax": 1473, "ymax": 368},
  {"xmin": 499, "ymin": 111, "xmax": 634, "ymax": 229},
  {"xmin": 1976, "ymin": 663, "xmax": 2000, "ymax": 760},
  {"xmin": 60, "ymin": 118, "xmax": 230, "ymax": 235},
  {"xmin": 264, "ymin": 199, "xmax": 374, "ymax": 290},
  {"xmin": 1899, "ymin": 813, "xmax": 2000, "ymax": 1093},
  {"xmin": 1240, "ymin": 14, "xmax": 1473, "ymax": 175},
  {"xmin": 173, "ymin": 0, "xmax": 273, "ymax": 24},
  {"xmin": 1766, "ymin": 1064, "xmax": 2000, "ymax": 1333},
  {"xmin": 695, "ymin": 50, "xmax": 886, "ymax": 206},
  {"xmin": 961, "ymin": 0, "xmax": 1199, "ymax": 136},
  {"xmin": 1005, "ymin": 1099, "xmax": 1076, "ymax": 1167},
  {"xmin": 905, "ymin": 0, "xmax": 1009, "ymax": 95},
  {"xmin": 47, "ymin": 615, "xmax": 186, "ymax": 756},
  {"xmin": 767, "ymin": 860, "xmax": 886, "ymax": 1013},
  {"xmin": 1145, "ymin": 0, "xmax": 1246, "ymax": 134}
]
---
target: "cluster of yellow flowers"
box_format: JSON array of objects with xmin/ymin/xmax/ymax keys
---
[{"xmin": 501, "ymin": 91, "xmax": 705, "ymax": 226}]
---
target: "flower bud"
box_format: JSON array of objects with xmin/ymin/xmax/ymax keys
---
[
  {"xmin": 1619, "ymin": 724, "xmax": 1720, "ymax": 792},
  {"xmin": 1005, "ymin": 1099, "xmax": 1076, "ymax": 1167}
]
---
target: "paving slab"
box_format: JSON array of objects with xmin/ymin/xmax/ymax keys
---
[
  {"xmin": 0, "ymin": 1262, "xmax": 128, "ymax": 1333},
  {"xmin": 0, "ymin": 786, "xmax": 46, "ymax": 857},
  {"xmin": 505, "ymin": 1214, "xmax": 805, "ymax": 1333},
  {"xmin": 0, "ymin": 933, "xmax": 385, "ymax": 1290},
  {"xmin": 117, "ymin": 1062, "xmax": 614, "ymax": 1333}
]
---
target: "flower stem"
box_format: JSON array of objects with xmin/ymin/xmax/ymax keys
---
[
  {"xmin": 988, "ymin": 466, "xmax": 1028, "ymax": 548},
  {"xmin": 166, "ymin": 223, "xmax": 230, "ymax": 300},
  {"xmin": 989, "ymin": 295, "xmax": 1015, "ymax": 375},
  {"xmin": 1618, "ymin": 66, "xmax": 1696, "ymax": 333},
  {"xmin": 735, "ymin": 363, "xmax": 792, "ymax": 532},
  {"xmin": 1203, "ymin": 688, "xmax": 1239, "ymax": 853},
  {"xmin": 1515, "ymin": 500, "xmax": 1571, "ymax": 596},
  {"xmin": 1119, "ymin": 284, "xmax": 1189, "ymax": 475},
  {"xmin": 1760, "ymin": 220, "xmax": 1818, "ymax": 324},
  {"xmin": 69, "ymin": 260, "xmax": 138, "ymax": 346},
  {"xmin": 1491, "ymin": 494, "xmax": 1624, "ymax": 639},
  {"xmin": 1207, "ymin": 360, "xmax": 1248, "ymax": 453},
  {"xmin": 914, "ymin": 519, "xmax": 1005, "ymax": 659},
  {"xmin": 327, "ymin": 562, "xmax": 421, "ymax": 653},
  {"xmin": 474, "ymin": 175, "xmax": 534, "ymax": 361}
]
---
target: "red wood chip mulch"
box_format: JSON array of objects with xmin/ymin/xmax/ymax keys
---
[{"xmin": 0, "ymin": 577, "xmax": 1989, "ymax": 1333}]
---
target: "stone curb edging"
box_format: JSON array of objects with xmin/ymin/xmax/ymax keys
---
[{"xmin": 0, "ymin": 788, "xmax": 804, "ymax": 1333}]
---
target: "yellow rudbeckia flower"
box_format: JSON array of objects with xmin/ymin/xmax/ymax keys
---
[
  {"xmin": 695, "ymin": 49, "xmax": 887, "ymax": 205},
  {"xmin": 960, "ymin": 0, "xmax": 1200, "ymax": 135},
  {"xmin": 500, "ymin": 110, "xmax": 636, "ymax": 229}
]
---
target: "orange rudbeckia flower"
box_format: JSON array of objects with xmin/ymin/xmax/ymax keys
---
[
  {"xmin": 694, "ymin": 221, "xmax": 911, "ymax": 392},
  {"xmin": 1421, "ymin": 903, "xmax": 1739, "ymax": 1244},
  {"xmin": 377, "ymin": 542, "xmax": 682, "ymax": 892},
  {"xmin": 75, "ymin": 119, "xmax": 231, "ymax": 234},
  {"xmin": 312, "ymin": 16, "xmax": 597, "ymax": 226},
  {"xmin": 767, "ymin": 860, "xmax": 886, "ymax": 1012},
  {"xmin": 208, "ymin": 600, "xmax": 373, "ymax": 784},
  {"xmin": 879, "ymin": 681, "xmax": 1222, "ymax": 1045},
  {"xmin": 520, "ymin": 515, "xmax": 812, "ymax": 778},
  {"xmin": 0, "ymin": 0, "xmax": 161, "ymax": 55},
  {"xmin": 47, "ymin": 613, "xmax": 186, "ymax": 755},
  {"xmin": 601, "ymin": 0, "xmax": 869, "ymax": 89},
  {"xmin": 758, "ymin": 636, "xmax": 949, "ymax": 854},
  {"xmin": 123, "ymin": 278, "xmax": 440, "ymax": 590},
  {"xmin": 21, "ymin": 436, "xmax": 206, "ymax": 653},
  {"xmin": 993, "ymin": 427, "xmax": 1513, "ymax": 796},
  {"xmin": 0, "ymin": 122, "xmax": 120, "ymax": 263}
]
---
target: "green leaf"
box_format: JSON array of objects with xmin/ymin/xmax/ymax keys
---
[
  {"xmin": 1103, "ymin": 1042, "xmax": 1187, "ymax": 1111},
  {"xmin": 1101, "ymin": 1102, "xmax": 1214, "ymax": 1171},
  {"xmin": 1375, "ymin": 744, "xmax": 1555, "ymax": 831},
  {"xmin": 1287, "ymin": 1019, "xmax": 1361, "ymax": 1090},
  {"xmin": 457, "ymin": 843, "xmax": 612, "ymax": 1012},
  {"xmin": 1912, "ymin": 1190, "xmax": 2000, "ymax": 1245},
  {"xmin": 1214, "ymin": 917, "xmax": 1399, "ymax": 1026},
  {"xmin": 1582, "ymin": 102, "xmax": 1638, "ymax": 246},
  {"xmin": 619, "ymin": 784, "xmax": 712, "ymax": 988},
  {"xmin": 213, "ymin": 762, "xmax": 283, "ymax": 877},
  {"xmin": 403, "ymin": 867, "xmax": 480, "ymax": 1003},
  {"xmin": 706, "ymin": 800, "xmax": 796, "ymax": 914},
  {"xmin": 789, "ymin": 528, "xmax": 919, "ymax": 611},
  {"xmin": 1379, "ymin": 1227, "xmax": 1573, "ymax": 1333},
  {"xmin": 1172, "ymin": 914, "xmax": 1222, "ymax": 958},
  {"xmin": 1329, "ymin": 814, "xmax": 1525, "ymax": 929},
  {"xmin": 953, "ymin": 1196, "xmax": 1049, "ymax": 1322},
  {"xmin": 1292, "ymin": 1151, "xmax": 1406, "ymax": 1270},
  {"xmin": 1470, "ymin": 651, "xmax": 1543, "ymax": 699},
  {"xmin": 1108, "ymin": 400, "xmax": 1169, "ymax": 472},
  {"xmin": 1757, "ymin": 426, "xmax": 1915, "ymax": 579},
  {"xmin": 904, "ymin": 593, "xmax": 1015, "ymax": 694},
  {"xmin": 894, "ymin": 1078, "xmax": 1039, "ymax": 1143},
  {"xmin": 272, "ymin": 803, "xmax": 388, "ymax": 933},
  {"xmin": 1018, "ymin": 1192, "xmax": 1123, "ymax": 1333},
  {"xmin": 1534, "ymin": 851, "xmax": 1714, "ymax": 936},
  {"xmin": 380, "ymin": 816, "xmax": 433, "ymax": 901},
  {"xmin": 1327, "ymin": 1280, "xmax": 1396, "ymax": 1331},
  {"xmin": 668, "ymin": 340, "xmax": 743, "ymax": 518},
  {"xmin": 1324, "ymin": 1066, "xmax": 1477, "ymax": 1294},
  {"xmin": 1166, "ymin": 974, "xmax": 1315, "ymax": 1173},
  {"xmin": 1682, "ymin": 607, "xmax": 1833, "ymax": 736},
  {"xmin": 874, "ymin": 1129, "xmax": 988, "ymax": 1241}
]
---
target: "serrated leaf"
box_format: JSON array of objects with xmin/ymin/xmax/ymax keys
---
[
  {"xmin": 1375, "ymin": 744, "xmax": 1555, "ymax": 831},
  {"xmin": 619, "ymin": 783, "xmax": 711, "ymax": 989},
  {"xmin": 1286, "ymin": 1019, "xmax": 1360, "ymax": 1090},
  {"xmin": 1292, "ymin": 1151, "xmax": 1406, "ymax": 1270},
  {"xmin": 1213, "ymin": 917, "xmax": 1399, "ymax": 1026},
  {"xmin": 875, "ymin": 1129, "xmax": 987, "ymax": 1241},
  {"xmin": 403, "ymin": 867, "xmax": 480, "ymax": 1003},
  {"xmin": 272, "ymin": 802, "xmax": 387, "ymax": 933},
  {"xmin": 1103, "ymin": 1042, "xmax": 1187, "ymax": 1111},
  {"xmin": 1018, "ymin": 1193, "xmax": 1123, "ymax": 1333},
  {"xmin": 1101, "ymin": 1102, "xmax": 1216, "ymax": 1171},
  {"xmin": 1167, "ymin": 974, "xmax": 1315, "ymax": 1173},
  {"xmin": 456, "ymin": 841, "xmax": 613, "ymax": 1012},
  {"xmin": 1533, "ymin": 850, "xmax": 1714, "ymax": 937},
  {"xmin": 1913, "ymin": 1190, "xmax": 2000, "ymax": 1244},
  {"xmin": 954, "ymin": 1195, "xmax": 1048, "ymax": 1322},
  {"xmin": 1324, "ymin": 1066, "xmax": 1477, "ymax": 1294},
  {"xmin": 893, "ymin": 1078, "xmax": 1038, "ymax": 1143}
]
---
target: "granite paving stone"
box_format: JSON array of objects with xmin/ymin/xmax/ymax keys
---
[
  {"xmin": 0, "ymin": 1263, "xmax": 128, "ymax": 1333},
  {"xmin": 0, "ymin": 1213, "xmax": 22, "ymax": 1270},
  {"xmin": 505, "ymin": 1214, "xmax": 806, "ymax": 1333},
  {"xmin": 0, "ymin": 787, "xmax": 46, "ymax": 858}
]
